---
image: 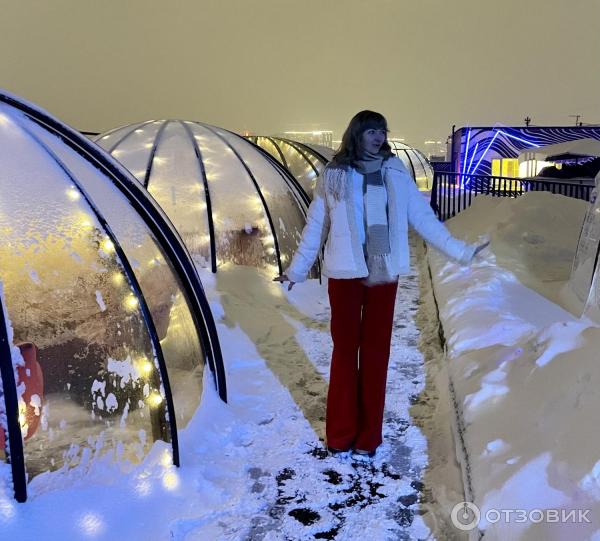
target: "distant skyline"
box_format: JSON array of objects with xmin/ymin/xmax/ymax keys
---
[{"xmin": 2, "ymin": 0, "xmax": 599, "ymax": 150}]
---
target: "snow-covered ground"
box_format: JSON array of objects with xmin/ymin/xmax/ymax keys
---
[
  {"xmin": 0, "ymin": 235, "xmax": 464, "ymax": 540},
  {"xmin": 429, "ymin": 191, "xmax": 600, "ymax": 540},
  {"xmin": 4, "ymin": 189, "xmax": 599, "ymax": 540}
]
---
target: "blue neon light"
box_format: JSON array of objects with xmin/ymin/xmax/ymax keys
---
[
  {"xmin": 466, "ymin": 142, "xmax": 479, "ymax": 176},
  {"xmin": 461, "ymin": 128, "xmax": 542, "ymax": 177},
  {"xmin": 469, "ymin": 131, "xmax": 500, "ymax": 176},
  {"xmin": 497, "ymin": 130, "xmax": 540, "ymax": 148},
  {"xmin": 461, "ymin": 129, "xmax": 472, "ymax": 176}
]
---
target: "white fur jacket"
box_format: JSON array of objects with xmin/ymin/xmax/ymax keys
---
[{"xmin": 286, "ymin": 157, "xmax": 475, "ymax": 283}]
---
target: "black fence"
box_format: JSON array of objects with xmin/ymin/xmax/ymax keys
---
[
  {"xmin": 431, "ymin": 171, "xmax": 594, "ymax": 221},
  {"xmin": 430, "ymin": 161, "xmax": 454, "ymax": 173}
]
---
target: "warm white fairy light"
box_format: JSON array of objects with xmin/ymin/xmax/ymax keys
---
[
  {"xmin": 136, "ymin": 357, "xmax": 154, "ymax": 376},
  {"xmin": 147, "ymin": 393, "xmax": 163, "ymax": 407},
  {"xmin": 111, "ymin": 272, "xmax": 125, "ymax": 286},
  {"xmin": 124, "ymin": 294, "xmax": 139, "ymax": 311},
  {"xmin": 18, "ymin": 403, "xmax": 28, "ymax": 434},
  {"xmin": 160, "ymin": 450, "xmax": 172, "ymax": 467},
  {"xmin": 75, "ymin": 212, "xmax": 94, "ymax": 229},
  {"xmin": 100, "ymin": 238, "xmax": 115, "ymax": 254},
  {"xmin": 162, "ymin": 470, "xmax": 179, "ymax": 491},
  {"xmin": 249, "ymin": 196, "xmax": 263, "ymax": 210},
  {"xmin": 66, "ymin": 187, "xmax": 80, "ymax": 201}
]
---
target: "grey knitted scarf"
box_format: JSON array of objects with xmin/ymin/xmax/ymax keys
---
[{"xmin": 355, "ymin": 152, "xmax": 394, "ymax": 285}]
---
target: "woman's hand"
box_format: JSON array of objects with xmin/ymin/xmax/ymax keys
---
[{"xmin": 273, "ymin": 274, "xmax": 296, "ymax": 291}]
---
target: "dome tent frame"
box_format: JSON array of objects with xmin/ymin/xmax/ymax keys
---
[
  {"xmin": 244, "ymin": 141, "xmax": 326, "ymax": 279},
  {"xmin": 247, "ymin": 138, "xmax": 312, "ymax": 207},
  {"xmin": 0, "ymin": 91, "xmax": 227, "ymax": 502},
  {"xmin": 248, "ymin": 136, "xmax": 329, "ymax": 182},
  {"xmin": 0, "ymin": 296, "xmax": 26, "ymax": 502},
  {"xmin": 97, "ymin": 120, "xmax": 317, "ymax": 277},
  {"xmin": 388, "ymin": 140, "xmax": 434, "ymax": 190},
  {"xmin": 246, "ymin": 135, "xmax": 329, "ymax": 199}
]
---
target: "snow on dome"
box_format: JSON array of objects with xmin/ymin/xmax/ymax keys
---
[
  {"xmin": 388, "ymin": 140, "xmax": 434, "ymax": 191},
  {"xmin": 246, "ymin": 136, "xmax": 329, "ymax": 197},
  {"xmin": 0, "ymin": 91, "xmax": 226, "ymax": 502},
  {"xmin": 95, "ymin": 121, "xmax": 316, "ymax": 277}
]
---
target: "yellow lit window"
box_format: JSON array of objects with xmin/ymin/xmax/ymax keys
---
[
  {"xmin": 491, "ymin": 159, "xmax": 501, "ymax": 177},
  {"xmin": 501, "ymin": 159, "xmax": 519, "ymax": 178}
]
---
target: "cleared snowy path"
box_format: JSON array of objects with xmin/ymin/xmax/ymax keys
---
[{"xmin": 208, "ymin": 235, "xmax": 465, "ymax": 540}]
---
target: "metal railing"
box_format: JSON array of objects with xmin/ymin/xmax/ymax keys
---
[{"xmin": 430, "ymin": 171, "xmax": 594, "ymax": 221}]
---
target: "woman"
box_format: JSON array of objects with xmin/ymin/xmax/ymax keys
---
[{"xmin": 274, "ymin": 110, "xmax": 487, "ymax": 460}]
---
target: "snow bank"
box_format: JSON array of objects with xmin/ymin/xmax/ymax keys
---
[{"xmin": 428, "ymin": 192, "xmax": 600, "ymax": 539}]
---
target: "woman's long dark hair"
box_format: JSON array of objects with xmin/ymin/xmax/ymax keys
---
[{"xmin": 331, "ymin": 110, "xmax": 393, "ymax": 167}]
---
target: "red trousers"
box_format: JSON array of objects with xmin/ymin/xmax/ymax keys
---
[{"xmin": 326, "ymin": 277, "xmax": 398, "ymax": 452}]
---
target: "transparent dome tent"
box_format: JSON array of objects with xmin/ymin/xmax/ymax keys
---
[
  {"xmin": 246, "ymin": 136, "xmax": 329, "ymax": 196},
  {"xmin": 270, "ymin": 135, "xmax": 434, "ymax": 193},
  {"xmin": 388, "ymin": 140, "xmax": 434, "ymax": 191},
  {"xmin": 95, "ymin": 122, "xmax": 316, "ymax": 278},
  {"xmin": 0, "ymin": 91, "xmax": 226, "ymax": 502}
]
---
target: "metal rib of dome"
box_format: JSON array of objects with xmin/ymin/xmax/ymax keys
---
[
  {"xmin": 246, "ymin": 136, "xmax": 329, "ymax": 196},
  {"xmin": 96, "ymin": 121, "xmax": 316, "ymax": 278},
  {"xmin": 0, "ymin": 91, "xmax": 226, "ymax": 502},
  {"xmin": 388, "ymin": 140, "xmax": 434, "ymax": 191}
]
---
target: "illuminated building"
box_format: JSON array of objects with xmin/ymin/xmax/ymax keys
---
[
  {"xmin": 279, "ymin": 130, "xmax": 333, "ymax": 147},
  {"xmin": 450, "ymin": 125, "xmax": 600, "ymax": 178}
]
